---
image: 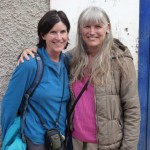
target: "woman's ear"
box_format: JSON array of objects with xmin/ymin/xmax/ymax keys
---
[
  {"xmin": 106, "ymin": 23, "xmax": 111, "ymax": 33},
  {"xmin": 40, "ymin": 33, "xmax": 45, "ymax": 40}
]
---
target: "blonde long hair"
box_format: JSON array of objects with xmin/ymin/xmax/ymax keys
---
[{"xmin": 70, "ymin": 7, "xmax": 126, "ymax": 85}]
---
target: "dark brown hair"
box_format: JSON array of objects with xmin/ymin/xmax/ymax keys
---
[{"xmin": 37, "ymin": 10, "xmax": 70, "ymax": 49}]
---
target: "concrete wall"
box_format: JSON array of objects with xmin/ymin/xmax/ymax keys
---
[{"xmin": 0, "ymin": 0, "xmax": 49, "ymax": 100}]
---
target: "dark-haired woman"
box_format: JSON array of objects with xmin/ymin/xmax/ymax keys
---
[{"xmin": 1, "ymin": 10, "xmax": 70, "ymax": 150}]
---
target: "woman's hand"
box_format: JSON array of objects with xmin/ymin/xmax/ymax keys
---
[{"xmin": 17, "ymin": 48, "xmax": 37, "ymax": 65}]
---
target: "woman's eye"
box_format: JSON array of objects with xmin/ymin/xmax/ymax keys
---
[
  {"xmin": 49, "ymin": 31, "xmax": 56, "ymax": 34},
  {"xmin": 84, "ymin": 25, "xmax": 90, "ymax": 28},
  {"xmin": 95, "ymin": 25, "xmax": 101, "ymax": 28},
  {"xmin": 61, "ymin": 30, "xmax": 67, "ymax": 34}
]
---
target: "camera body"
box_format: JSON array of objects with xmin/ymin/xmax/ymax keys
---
[{"xmin": 45, "ymin": 128, "xmax": 64, "ymax": 150}]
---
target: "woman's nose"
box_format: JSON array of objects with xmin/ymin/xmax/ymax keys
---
[
  {"xmin": 55, "ymin": 32, "xmax": 62, "ymax": 39},
  {"xmin": 89, "ymin": 27, "xmax": 96, "ymax": 34}
]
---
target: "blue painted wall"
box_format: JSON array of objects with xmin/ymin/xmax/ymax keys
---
[{"xmin": 138, "ymin": 0, "xmax": 150, "ymax": 149}]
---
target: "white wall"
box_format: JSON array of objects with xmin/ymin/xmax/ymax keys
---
[{"xmin": 51, "ymin": 0, "xmax": 139, "ymax": 70}]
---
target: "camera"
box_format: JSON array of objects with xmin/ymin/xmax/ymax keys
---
[{"xmin": 45, "ymin": 128, "xmax": 65, "ymax": 150}]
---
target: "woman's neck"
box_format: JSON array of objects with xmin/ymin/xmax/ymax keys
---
[
  {"xmin": 88, "ymin": 54, "xmax": 95, "ymax": 62},
  {"xmin": 83, "ymin": 54, "xmax": 95, "ymax": 77},
  {"xmin": 87, "ymin": 46, "xmax": 101, "ymax": 57},
  {"xmin": 47, "ymin": 50, "xmax": 60, "ymax": 62}
]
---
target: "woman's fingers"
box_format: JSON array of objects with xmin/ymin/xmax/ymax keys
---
[{"xmin": 17, "ymin": 48, "xmax": 37, "ymax": 65}]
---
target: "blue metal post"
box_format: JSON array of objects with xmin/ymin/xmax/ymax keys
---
[
  {"xmin": 148, "ymin": 30, "xmax": 150, "ymax": 149},
  {"xmin": 138, "ymin": 0, "xmax": 150, "ymax": 149}
]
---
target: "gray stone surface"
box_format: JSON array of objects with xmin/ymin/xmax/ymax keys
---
[{"xmin": 0, "ymin": 0, "xmax": 50, "ymax": 146}]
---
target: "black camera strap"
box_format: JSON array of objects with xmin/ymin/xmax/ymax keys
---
[
  {"xmin": 65, "ymin": 78, "xmax": 90, "ymax": 149},
  {"xmin": 29, "ymin": 70, "xmax": 65, "ymax": 130},
  {"xmin": 67, "ymin": 78, "xmax": 90, "ymax": 119}
]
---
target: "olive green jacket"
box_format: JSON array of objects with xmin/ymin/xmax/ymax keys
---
[{"xmin": 67, "ymin": 39, "xmax": 140, "ymax": 150}]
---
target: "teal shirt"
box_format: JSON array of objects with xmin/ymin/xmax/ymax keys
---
[{"xmin": 1, "ymin": 47, "xmax": 70, "ymax": 144}]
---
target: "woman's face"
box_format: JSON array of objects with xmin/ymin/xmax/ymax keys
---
[
  {"xmin": 80, "ymin": 22, "xmax": 109, "ymax": 50},
  {"xmin": 42, "ymin": 21, "xmax": 68, "ymax": 54}
]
